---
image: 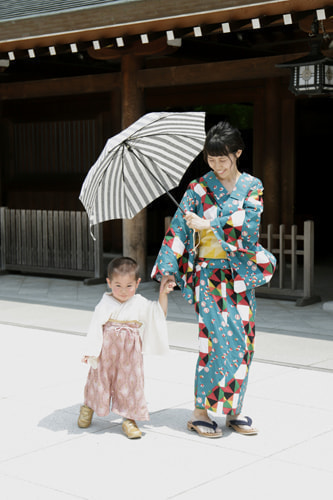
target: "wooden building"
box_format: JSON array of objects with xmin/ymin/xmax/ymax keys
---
[{"xmin": 0, "ymin": 0, "xmax": 332, "ymax": 276}]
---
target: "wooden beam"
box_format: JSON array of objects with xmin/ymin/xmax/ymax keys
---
[
  {"xmin": 0, "ymin": 73, "xmax": 121, "ymax": 100},
  {"xmin": 0, "ymin": 50, "xmax": 322, "ymax": 101},
  {"xmin": 137, "ymin": 53, "xmax": 302, "ymax": 88}
]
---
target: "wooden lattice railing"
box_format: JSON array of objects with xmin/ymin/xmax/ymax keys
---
[
  {"xmin": 0, "ymin": 207, "xmax": 103, "ymax": 282},
  {"xmin": 257, "ymin": 220, "xmax": 320, "ymax": 306}
]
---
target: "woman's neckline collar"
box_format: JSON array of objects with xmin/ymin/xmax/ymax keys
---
[{"xmin": 207, "ymin": 170, "xmax": 244, "ymax": 192}]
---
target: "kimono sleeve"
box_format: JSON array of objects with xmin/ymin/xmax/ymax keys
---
[
  {"xmin": 208, "ymin": 176, "xmax": 276, "ymax": 291},
  {"xmin": 210, "ymin": 177, "xmax": 264, "ymax": 253},
  {"xmin": 151, "ymin": 186, "xmax": 198, "ymax": 303}
]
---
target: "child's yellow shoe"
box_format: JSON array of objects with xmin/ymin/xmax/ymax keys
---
[
  {"xmin": 78, "ymin": 405, "xmax": 94, "ymax": 428},
  {"xmin": 122, "ymin": 419, "xmax": 142, "ymax": 439}
]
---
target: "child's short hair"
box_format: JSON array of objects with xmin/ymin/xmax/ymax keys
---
[{"xmin": 107, "ymin": 257, "xmax": 140, "ymax": 280}]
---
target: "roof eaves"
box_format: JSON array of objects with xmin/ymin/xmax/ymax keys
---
[
  {"xmin": 0, "ymin": 0, "xmax": 329, "ymax": 56},
  {"xmin": 0, "ymin": 1, "xmax": 131, "ymax": 23}
]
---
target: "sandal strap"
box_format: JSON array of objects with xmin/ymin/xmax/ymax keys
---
[
  {"xmin": 191, "ymin": 420, "xmax": 218, "ymax": 430},
  {"xmin": 228, "ymin": 416, "xmax": 253, "ymax": 427}
]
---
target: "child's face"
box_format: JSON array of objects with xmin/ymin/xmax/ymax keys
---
[{"xmin": 106, "ymin": 272, "xmax": 140, "ymax": 303}]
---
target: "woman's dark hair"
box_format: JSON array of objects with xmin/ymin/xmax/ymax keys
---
[
  {"xmin": 107, "ymin": 256, "xmax": 140, "ymax": 280},
  {"xmin": 203, "ymin": 121, "xmax": 245, "ymax": 161}
]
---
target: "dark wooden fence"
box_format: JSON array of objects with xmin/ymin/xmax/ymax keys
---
[
  {"xmin": 0, "ymin": 208, "xmax": 320, "ymax": 304},
  {"xmin": 0, "ymin": 207, "xmax": 103, "ymax": 282}
]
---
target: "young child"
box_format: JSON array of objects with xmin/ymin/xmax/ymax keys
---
[{"xmin": 78, "ymin": 256, "xmax": 175, "ymax": 438}]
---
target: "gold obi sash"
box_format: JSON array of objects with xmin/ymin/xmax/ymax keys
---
[{"xmin": 197, "ymin": 227, "xmax": 227, "ymax": 259}]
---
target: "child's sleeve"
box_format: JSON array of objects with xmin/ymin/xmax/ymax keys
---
[
  {"xmin": 140, "ymin": 298, "xmax": 169, "ymax": 355},
  {"xmin": 83, "ymin": 300, "xmax": 105, "ymax": 359}
]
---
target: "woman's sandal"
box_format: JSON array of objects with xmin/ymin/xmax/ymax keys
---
[
  {"xmin": 187, "ymin": 420, "xmax": 223, "ymax": 438},
  {"xmin": 226, "ymin": 416, "xmax": 258, "ymax": 435}
]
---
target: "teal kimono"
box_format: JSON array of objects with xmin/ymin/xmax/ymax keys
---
[{"xmin": 152, "ymin": 171, "xmax": 276, "ymax": 415}]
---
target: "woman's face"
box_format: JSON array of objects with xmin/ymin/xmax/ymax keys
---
[{"xmin": 207, "ymin": 149, "xmax": 242, "ymax": 182}]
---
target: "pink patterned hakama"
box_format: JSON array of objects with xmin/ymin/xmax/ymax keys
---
[{"xmin": 84, "ymin": 320, "xmax": 149, "ymax": 421}]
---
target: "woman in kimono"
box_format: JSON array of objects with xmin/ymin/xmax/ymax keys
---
[{"xmin": 151, "ymin": 121, "xmax": 275, "ymax": 438}]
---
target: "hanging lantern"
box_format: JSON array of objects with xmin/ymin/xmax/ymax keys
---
[
  {"xmin": 277, "ymin": 36, "xmax": 333, "ymax": 96},
  {"xmin": 277, "ymin": 13, "xmax": 333, "ymax": 97}
]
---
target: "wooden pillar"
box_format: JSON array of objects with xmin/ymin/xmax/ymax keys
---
[
  {"xmin": 252, "ymin": 90, "xmax": 265, "ymax": 181},
  {"xmin": 101, "ymin": 90, "xmax": 123, "ymax": 254},
  {"xmin": 0, "ymin": 114, "xmax": 12, "ymax": 207},
  {"xmin": 121, "ymin": 55, "xmax": 147, "ymax": 278},
  {"xmin": 262, "ymin": 78, "xmax": 281, "ymax": 229},
  {"xmin": 0, "ymin": 103, "xmax": 3, "ymax": 206},
  {"xmin": 280, "ymin": 93, "xmax": 295, "ymax": 227}
]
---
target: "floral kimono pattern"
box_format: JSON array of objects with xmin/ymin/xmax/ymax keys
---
[{"xmin": 152, "ymin": 171, "xmax": 276, "ymax": 415}]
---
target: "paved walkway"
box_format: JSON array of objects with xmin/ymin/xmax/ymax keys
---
[{"xmin": 0, "ymin": 272, "xmax": 332, "ymax": 499}]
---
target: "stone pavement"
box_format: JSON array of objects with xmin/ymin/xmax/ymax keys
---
[{"xmin": 0, "ymin": 272, "xmax": 332, "ymax": 499}]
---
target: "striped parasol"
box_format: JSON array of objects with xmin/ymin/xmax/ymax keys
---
[{"xmin": 79, "ymin": 111, "xmax": 206, "ymax": 228}]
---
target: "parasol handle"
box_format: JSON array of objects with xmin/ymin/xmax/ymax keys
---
[{"xmin": 163, "ymin": 190, "xmax": 185, "ymax": 215}]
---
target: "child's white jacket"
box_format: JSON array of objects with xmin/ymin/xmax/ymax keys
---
[{"xmin": 84, "ymin": 292, "xmax": 169, "ymax": 358}]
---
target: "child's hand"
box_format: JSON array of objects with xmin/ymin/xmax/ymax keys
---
[
  {"xmin": 165, "ymin": 280, "xmax": 176, "ymax": 294},
  {"xmin": 160, "ymin": 275, "xmax": 176, "ymax": 295},
  {"xmin": 159, "ymin": 276, "xmax": 176, "ymax": 316},
  {"xmin": 81, "ymin": 355, "xmax": 98, "ymax": 369}
]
